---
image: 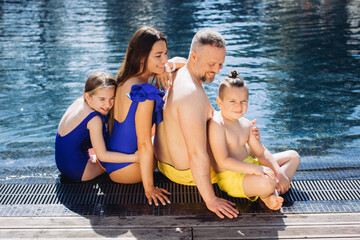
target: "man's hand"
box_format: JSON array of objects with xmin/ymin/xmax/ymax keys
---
[
  {"xmin": 205, "ymin": 196, "xmax": 239, "ymax": 219},
  {"xmin": 251, "ymin": 119, "xmax": 260, "ymax": 140}
]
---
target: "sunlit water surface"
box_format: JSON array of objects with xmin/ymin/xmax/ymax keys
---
[{"xmin": 0, "ymin": 0, "xmax": 359, "ymax": 181}]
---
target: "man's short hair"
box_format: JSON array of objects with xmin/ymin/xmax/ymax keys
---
[{"xmin": 190, "ymin": 29, "xmax": 226, "ymax": 53}]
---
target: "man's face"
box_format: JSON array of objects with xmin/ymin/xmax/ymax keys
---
[{"xmin": 193, "ymin": 45, "xmax": 226, "ymax": 83}]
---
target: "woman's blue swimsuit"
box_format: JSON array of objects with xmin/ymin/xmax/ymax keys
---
[
  {"xmin": 99, "ymin": 83, "xmax": 164, "ymax": 174},
  {"xmin": 55, "ymin": 111, "xmax": 106, "ymax": 181}
]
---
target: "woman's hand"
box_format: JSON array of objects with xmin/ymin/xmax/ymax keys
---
[
  {"xmin": 154, "ymin": 70, "xmax": 172, "ymax": 90},
  {"xmin": 145, "ymin": 186, "xmax": 171, "ymax": 206}
]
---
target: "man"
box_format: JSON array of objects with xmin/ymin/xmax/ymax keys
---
[{"xmin": 154, "ymin": 29, "xmax": 241, "ymax": 218}]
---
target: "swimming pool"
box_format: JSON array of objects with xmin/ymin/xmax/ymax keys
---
[{"xmin": 0, "ymin": 0, "xmax": 359, "ymax": 181}]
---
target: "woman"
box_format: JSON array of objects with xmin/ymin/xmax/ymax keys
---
[{"xmin": 97, "ymin": 26, "xmax": 185, "ymax": 206}]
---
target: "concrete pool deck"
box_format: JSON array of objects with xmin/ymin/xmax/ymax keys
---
[{"xmin": 1, "ymin": 173, "xmax": 360, "ymax": 239}]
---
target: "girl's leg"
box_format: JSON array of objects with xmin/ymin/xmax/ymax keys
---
[
  {"xmin": 272, "ymin": 150, "xmax": 300, "ymax": 181},
  {"xmin": 81, "ymin": 156, "xmax": 106, "ymax": 181},
  {"xmin": 108, "ymin": 162, "xmax": 142, "ymax": 184},
  {"xmin": 242, "ymin": 174, "xmax": 283, "ymax": 210}
]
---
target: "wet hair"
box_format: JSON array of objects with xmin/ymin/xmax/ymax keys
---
[
  {"xmin": 190, "ymin": 29, "xmax": 225, "ymax": 54},
  {"xmin": 84, "ymin": 72, "xmax": 117, "ymax": 97},
  {"xmin": 116, "ymin": 26, "xmax": 167, "ymax": 86},
  {"xmin": 218, "ymin": 70, "xmax": 247, "ymax": 100}
]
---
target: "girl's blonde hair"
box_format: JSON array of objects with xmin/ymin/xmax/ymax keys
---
[{"xmin": 84, "ymin": 72, "xmax": 117, "ymax": 96}]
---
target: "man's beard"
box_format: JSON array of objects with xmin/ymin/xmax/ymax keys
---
[{"xmin": 199, "ymin": 72, "xmax": 215, "ymax": 83}]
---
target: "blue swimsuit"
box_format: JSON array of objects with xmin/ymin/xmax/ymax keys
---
[
  {"xmin": 99, "ymin": 83, "xmax": 164, "ymax": 174},
  {"xmin": 55, "ymin": 111, "xmax": 106, "ymax": 181}
]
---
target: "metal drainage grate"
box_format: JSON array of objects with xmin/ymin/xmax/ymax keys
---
[{"xmin": 0, "ymin": 180, "xmax": 359, "ymax": 216}]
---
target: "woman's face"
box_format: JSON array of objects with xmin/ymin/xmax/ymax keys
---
[{"xmin": 145, "ymin": 40, "xmax": 168, "ymax": 75}]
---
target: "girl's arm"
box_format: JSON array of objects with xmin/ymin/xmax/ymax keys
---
[
  {"xmin": 247, "ymin": 120, "xmax": 289, "ymax": 189},
  {"xmin": 135, "ymin": 100, "xmax": 170, "ymax": 206},
  {"xmin": 88, "ymin": 116, "xmax": 138, "ymax": 163},
  {"xmin": 247, "ymin": 121, "xmax": 281, "ymax": 173}
]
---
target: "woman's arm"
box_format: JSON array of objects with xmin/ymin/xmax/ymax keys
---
[
  {"xmin": 88, "ymin": 116, "xmax": 138, "ymax": 163},
  {"xmin": 155, "ymin": 56, "xmax": 187, "ymax": 90},
  {"xmin": 167, "ymin": 57, "xmax": 187, "ymax": 72},
  {"xmin": 135, "ymin": 100, "xmax": 170, "ymax": 206}
]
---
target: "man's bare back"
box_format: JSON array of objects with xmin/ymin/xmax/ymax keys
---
[
  {"xmin": 153, "ymin": 29, "xmax": 240, "ymax": 219},
  {"xmin": 154, "ymin": 66, "xmax": 213, "ymax": 170}
]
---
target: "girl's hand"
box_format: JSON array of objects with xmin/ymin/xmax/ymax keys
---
[
  {"xmin": 133, "ymin": 151, "xmax": 139, "ymax": 163},
  {"xmin": 90, "ymin": 155, "xmax": 97, "ymax": 163},
  {"xmin": 145, "ymin": 186, "xmax": 171, "ymax": 206},
  {"xmin": 276, "ymin": 170, "xmax": 290, "ymax": 194},
  {"xmin": 251, "ymin": 166, "xmax": 277, "ymax": 181},
  {"xmin": 261, "ymin": 166, "xmax": 277, "ymax": 181}
]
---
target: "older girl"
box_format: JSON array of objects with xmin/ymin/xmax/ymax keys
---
[{"xmin": 55, "ymin": 72, "xmax": 138, "ymax": 182}]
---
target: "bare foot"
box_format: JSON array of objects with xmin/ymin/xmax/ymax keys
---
[{"xmin": 260, "ymin": 195, "xmax": 284, "ymax": 210}]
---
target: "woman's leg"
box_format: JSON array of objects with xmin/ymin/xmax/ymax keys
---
[{"xmin": 109, "ymin": 162, "xmax": 142, "ymax": 184}]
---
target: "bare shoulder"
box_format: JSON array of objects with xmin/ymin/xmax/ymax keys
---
[
  {"xmin": 211, "ymin": 111, "xmax": 224, "ymax": 124},
  {"xmin": 208, "ymin": 111, "xmax": 225, "ymax": 132},
  {"xmin": 58, "ymin": 98, "xmax": 94, "ymax": 135},
  {"xmin": 173, "ymin": 67, "xmax": 203, "ymax": 99},
  {"xmin": 239, "ymin": 117, "xmax": 253, "ymax": 131}
]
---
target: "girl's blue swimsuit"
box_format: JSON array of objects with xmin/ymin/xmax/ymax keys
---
[
  {"xmin": 55, "ymin": 111, "xmax": 106, "ymax": 181},
  {"xmin": 100, "ymin": 83, "xmax": 164, "ymax": 174}
]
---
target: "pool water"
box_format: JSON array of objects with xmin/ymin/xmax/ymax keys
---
[{"xmin": 0, "ymin": 0, "xmax": 359, "ymax": 181}]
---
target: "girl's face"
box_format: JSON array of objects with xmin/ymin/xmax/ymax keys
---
[
  {"xmin": 145, "ymin": 40, "xmax": 168, "ymax": 75},
  {"xmin": 217, "ymin": 86, "xmax": 248, "ymax": 120},
  {"xmin": 85, "ymin": 87, "xmax": 115, "ymax": 115}
]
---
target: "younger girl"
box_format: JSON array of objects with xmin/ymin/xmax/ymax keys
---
[{"xmin": 55, "ymin": 72, "xmax": 138, "ymax": 182}]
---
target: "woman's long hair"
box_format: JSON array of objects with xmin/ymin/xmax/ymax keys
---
[
  {"xmin": 109, "ymin": 26, "xmax": 167, "ymax": 134},
  {"xmin": 116, "ymin": 26, "xmax": 167, "ymax": 86}
]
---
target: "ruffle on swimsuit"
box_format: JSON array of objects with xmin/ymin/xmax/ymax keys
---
[
  {"xmin": 127, "ymin": 83, "xmax": 165, "ymax": 125},
  {"xmin": 100, "ymin": 83, "xmax": 165, "ymax": 174}
]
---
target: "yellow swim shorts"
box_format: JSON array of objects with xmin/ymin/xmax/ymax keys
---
[
  {"xmin": 216, "ymin": 156, "xmax": 261, "ymax": 201},
  {"xmin": 157, "ymin": 161, "xmax": 218, "ymax": 186}
]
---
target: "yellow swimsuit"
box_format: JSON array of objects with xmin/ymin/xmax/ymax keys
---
[
  {"xmin": 157, "ymin": 161, "xmax": 218, "ymax": 186},
  {"xmin": 216, "ymin": 156, "xmax": 261, "ymax": 201}
]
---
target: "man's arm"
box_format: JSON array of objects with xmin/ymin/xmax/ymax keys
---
[{"xmin": 177, "ymin": 96, "xmax": 238, "ymax": 219}]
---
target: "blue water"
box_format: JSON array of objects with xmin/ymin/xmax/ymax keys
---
[{"xmin": 0, "ymin": 0, "xmax": 359, "ymax": 180}]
